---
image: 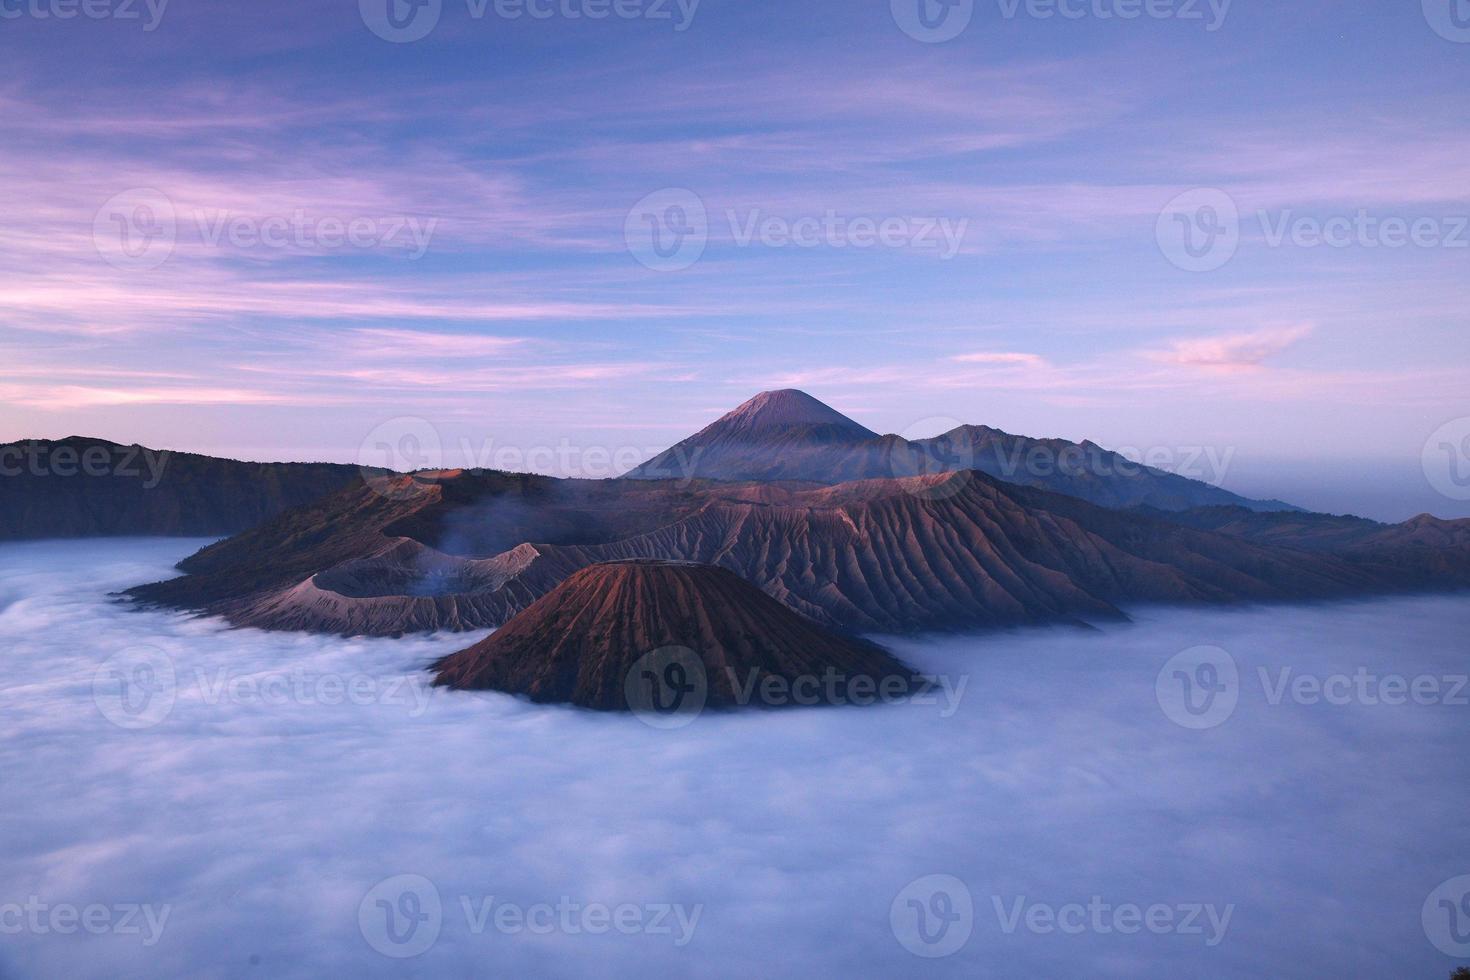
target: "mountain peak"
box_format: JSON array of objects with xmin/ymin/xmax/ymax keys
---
[
  {"xmin": 621, "ymin": 389, "xmax": 879, "ymax": 481},
  {"xmin": 718, "ymin": 389, "xmax": 877, "ymax": 437}
]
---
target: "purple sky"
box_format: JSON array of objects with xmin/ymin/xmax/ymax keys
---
[{"xmin": 2, "ymin": 0, "xmax": 1468, "ymax": 517}]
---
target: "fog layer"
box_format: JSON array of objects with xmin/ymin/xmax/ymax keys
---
[{"xmin": 2, "ymin": 539, "xmax": 1467, "ymax": 979}]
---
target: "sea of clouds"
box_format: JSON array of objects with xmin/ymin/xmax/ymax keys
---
[{"xmin": 1, "ymin": 538, "xmax": 1468, "ymax": 979}]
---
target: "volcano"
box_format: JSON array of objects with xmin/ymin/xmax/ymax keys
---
[
  {"xmin": 431, "ymin": 559, "xmax": 918, "ymax": 710},
  {"xmin": 625, "ymin": 389, "xmax": 881, "ymax": 484},
  {"xmin": 623, "ymin": 389, "xmax": 1295, "ymax": 512}
]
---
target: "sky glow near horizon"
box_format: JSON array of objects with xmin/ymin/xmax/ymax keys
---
[{"xmin": 2, "ymin": 0, "xmax": 1469, "ymax": 520}]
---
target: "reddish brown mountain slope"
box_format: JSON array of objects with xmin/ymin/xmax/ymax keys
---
[
  {"xmin": 431, "ymin": 560, "xmax": 916, "ymax": 710},
  {"xmin": 128, "ymin": 468, "xmax": 1415, "ymax": 637}
]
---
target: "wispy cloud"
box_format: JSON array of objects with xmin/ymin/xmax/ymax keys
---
[
  {"xmin": 2, "ymin": 9, "xmax": 1467, "ymax": 461},
  {"xmin": 952, "ymin": 352, "xmax": 1049, "ymax": 367},
  {"xmin": 1146, "ymin": 324, "xmax": 1316, "ymax": 370}
]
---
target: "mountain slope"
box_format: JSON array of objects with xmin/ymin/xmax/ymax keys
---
[
  {"xmin": 128, "ymin": 468, "xmax": 1412, "ymax": 637},
  {"xmin": 623, "ymin": 390, "xmax": 1296, "ymax": 513},
  {"xmin": 0, "ymin": 437, "xmax": 362, "ymax": 541},
  {"xmin": 431, "ymin": 560, "xmax": 916, "ymax": 710},
  {"xmin": 1153, "ymin": 506, "xmax": 1470, "ymax": 583}
]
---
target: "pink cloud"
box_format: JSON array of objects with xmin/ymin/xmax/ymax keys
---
[
  {"xmin": 1147, "ymin": 324, "xmax": 1316, "ymax": 370},
  {"xmin": 952, "ymin": 352, "xmax": 1048, "ymax": 367}
]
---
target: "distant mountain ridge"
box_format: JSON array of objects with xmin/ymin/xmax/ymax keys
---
[
  {"xmin": 623, "ymin": 390, "xmax": 1298, "ymax": 513},
  {"xmin": 0, "ymin": 437, "xmax": 362, "ymax": 541},
  {"xmin": 1, "ymin": 393, "xmax": 1294, "ymax": 544},
  {"xmin": 1150, "ymin": 505, "xmax": 1470, "ymax": 579}
]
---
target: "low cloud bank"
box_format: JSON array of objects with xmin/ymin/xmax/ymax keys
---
[{"xmin": 1, "ymin": 539, "xmax": 1467, "ymax": 979}]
